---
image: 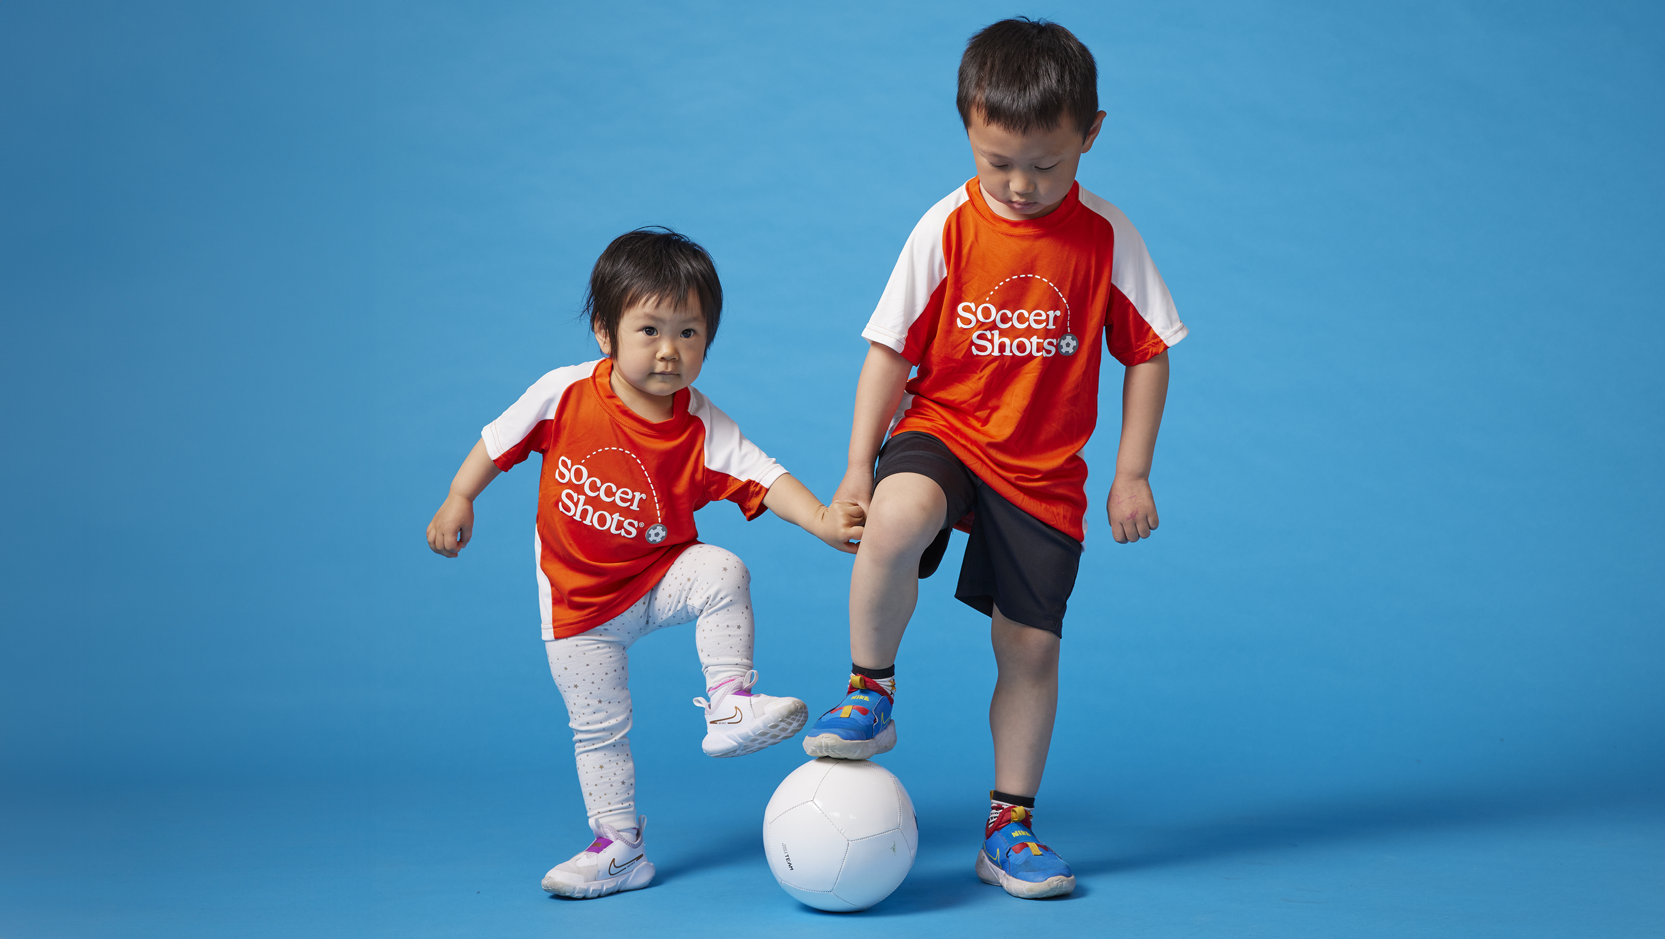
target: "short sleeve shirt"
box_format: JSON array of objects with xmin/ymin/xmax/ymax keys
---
[
  {"xmin": 862, "ymin": 179, "xmax": 1186, "ymax": 541},
  {"xmin": 482, "ymin": 358, "xmax": 787, "ymax": 639}
]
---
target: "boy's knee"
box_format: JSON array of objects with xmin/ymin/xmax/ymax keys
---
[{"xmin": 866, "ymin": 474, "xmax": 949, "ymax": 557}]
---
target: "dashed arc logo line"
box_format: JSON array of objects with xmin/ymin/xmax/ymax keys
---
[
  {"xmin": 983, "ymin": 273, "xmax": 1072, "ymax": 334},
  {"xmin": 576, "ymin": 446, "xmax": 662, "ymax": 523}
]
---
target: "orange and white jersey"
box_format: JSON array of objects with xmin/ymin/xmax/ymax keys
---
[
  {"xmin": 482, "ymin": 358, "xmax": 787, "ymax": 639},
  {"xmin": 863, "ymin": 179, "xmax": 1187, "ymax": 541}
]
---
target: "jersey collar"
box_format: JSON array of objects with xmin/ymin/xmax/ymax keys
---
[
  {"xmin": 592, "ymin": 357, "xmax": 691, "ymax": 436},
  {"xmin": 963, "ymin": 178, "xmax": 1082, "ymax": 233}
]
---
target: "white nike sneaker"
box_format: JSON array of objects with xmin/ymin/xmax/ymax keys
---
[
  {"xmin": 692, "ymin": 670, "xmax": 808, "ymax": 758},
  {"xmin": 540, "ymin": 817, "xmax": 655, "ymax": 899}
]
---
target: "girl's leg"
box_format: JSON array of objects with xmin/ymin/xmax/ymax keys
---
[
  {"xmin": 642, "ymin": 543, "xmax": 754, "ymax": 689},
  {"xmin": 545, "ymin": 621, "xmax": 642, "ymax": 833},
  {"xmin": 646, "ymin": 544, "xmax": 808, "ymax": 756}
]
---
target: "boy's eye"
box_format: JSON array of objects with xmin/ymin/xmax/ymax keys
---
[
  {"xmin": 1036, "ymin": 163, "xmax": 1059, "ymax": 171},
  {"xmin": 680, "ymin": 328, "xmax": 695, "ymax": 338},
  {"xmin": 642, "ymin": 326, "xmax": 657, "ymax": 336}
]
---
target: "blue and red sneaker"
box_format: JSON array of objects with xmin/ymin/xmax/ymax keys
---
[
  {"xmin": 801, "ymin": 674, "xmax": 896, "ymax": 760},
  {"xmin": 976, "ymin": 803, "xmax": 1075, "ymax": 898}
]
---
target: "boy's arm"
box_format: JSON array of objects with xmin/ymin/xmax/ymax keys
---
[
  {"xmin": 763, "ymin": 474, "xmax": 864, "ymax": 555},
  {"xmin": 427, "ymin": 439, "xmax": 503, "ymax": 558},
  {"xmin": 1108, "ymin": 350, "xmax": 1170, "ymax": 544},
  {"xmin": 830, "ymin": 341, "xmax": 913, "ymax": 516}
]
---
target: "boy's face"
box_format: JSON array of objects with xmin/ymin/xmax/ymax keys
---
[
  {"xmin": 596, "ymin": 296, "xmax": 707, "ymax": 405},
  {"xmin": 966, "ymin": 109, "xmax": 1106, "ymax": 221}
]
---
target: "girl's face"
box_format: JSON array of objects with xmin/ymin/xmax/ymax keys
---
[{"xmin": 597, "ymin": 296, "xmax": 706, "ymax": 418}]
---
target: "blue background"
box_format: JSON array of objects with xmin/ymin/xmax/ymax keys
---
[{"xmin": 3, "ymin": 1, "xmax": 1662, "ymax": 936}]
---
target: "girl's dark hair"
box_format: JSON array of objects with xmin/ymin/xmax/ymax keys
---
[
  {"xmin": 584, "ymin": 227, "xmax": 723, "ymax": 354},
  {"xmin": 957, "ymin": 18, "xmax": 1099, "ymax": 138}
]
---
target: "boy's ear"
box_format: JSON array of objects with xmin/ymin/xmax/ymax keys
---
[
  {"xmin": 1080, "ymin": 110, "xmax": 1107, "ymax": 154},
  {"xmin": 594, "ymin": 327, "xmax": 613, "ymax": 357}
]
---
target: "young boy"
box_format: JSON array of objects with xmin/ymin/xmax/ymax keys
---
[
  {"xmin": 801, "ymin": 19, "xmax": 1187, "ymax": 899},
  {"xmin": 427, "ymin": 228, "xmax": 860, "ymax": 899}
]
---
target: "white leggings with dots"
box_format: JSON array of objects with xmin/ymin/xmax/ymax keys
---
[{"xmin": 544, "ymin": 543, "xmax": 754, "ymax": 832}]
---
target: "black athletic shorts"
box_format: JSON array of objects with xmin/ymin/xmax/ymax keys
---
[{"xmin": 872, "ymin": 431, "xmax": 1082, "ymax": 636}]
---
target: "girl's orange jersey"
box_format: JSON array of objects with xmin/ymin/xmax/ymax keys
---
[
  {"xmin": 862, "ymin": 179, "xmax": 1187, "ymax": 541},
  {"xmin": 483, "ymin": 358, "xmax": 786, "ymax": 639}
]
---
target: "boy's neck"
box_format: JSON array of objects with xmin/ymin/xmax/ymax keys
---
[{"xmin": 608, "ymin": 365, "xmax": 677, "ymax": 423}]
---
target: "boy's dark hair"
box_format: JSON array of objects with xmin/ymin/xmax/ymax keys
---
[
  {"xmin": 957, "ymin": 17, "xmax": 1099, "ymax": 139},
  {"xmin": 585, "ymin": 227, "xmax": 723, "ymax": 354}
]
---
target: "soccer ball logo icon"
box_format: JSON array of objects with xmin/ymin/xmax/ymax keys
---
[
  {"xmin": 1058, "ymin": 333, "xmax": 1079, "ymax": 355},
  {"xmin": 644, "ymin": 523, "xmax": 668, "ymax": 544}
]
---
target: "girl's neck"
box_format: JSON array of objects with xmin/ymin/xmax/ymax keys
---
[{"xmin": 609, "ymin": 366, "xmax": 676, "ymax": 422}]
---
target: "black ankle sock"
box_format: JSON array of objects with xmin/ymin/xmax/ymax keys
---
[
  {"xmin": 990, "ymin": 789, "xmax": 1035, "ymax": 808},
  {"xmin": 851, "ymin": 662, "xmax": 895, "ymax": 680}
]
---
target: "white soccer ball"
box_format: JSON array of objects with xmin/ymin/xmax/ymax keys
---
[{"xmin": 762, "ymin": 757, "xmax": 918, "ymax": 912}]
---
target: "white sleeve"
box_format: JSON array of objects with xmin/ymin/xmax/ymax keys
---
[
  {"xmin": 860, "ymin": 186, "xmax": 969, "ymax": 355},
  {"xmin": 480, "ymin": 361, "xmax": 596, "ymax": 465},
  {"xmin": 688, "ymin": 390, "xmax": 788, "ymax": 489},
  {"xmin": 1077, "ymin": 189, "xmax": 1187, "ymax": 348}
]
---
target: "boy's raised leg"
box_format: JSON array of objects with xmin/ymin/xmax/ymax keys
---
[
  {"xmin": 849, "ymin": 473, "xmax": 947, "ymax": 668},
  {"xmin": 802, "ymin": 472, "xmax": 945, "ymax": 759}
]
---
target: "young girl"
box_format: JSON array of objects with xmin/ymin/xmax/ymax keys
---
[{"xmin": 425, "ymin": 228, "xmax": 860, "ymax": 899}]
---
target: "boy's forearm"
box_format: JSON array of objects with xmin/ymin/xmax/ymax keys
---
[
  {"xmin": 450, "ymin": 439, "xmax": 502, "ymax": 500},
  {"xmin": 846, "ymin": 342, "xmax": 913, "ymax": 475},
  {"xmin": 1114, "ymin": 351, "xmax": 1170, "ymax": 480}
]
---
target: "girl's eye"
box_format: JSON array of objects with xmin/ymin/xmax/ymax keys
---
[
  {"xmin": 680, "ymin": 329, "xmax": 695, "ymax": 338},
  {"xmin": 643, "ymin": 326, "xmax": 657, "ymax": 336}
]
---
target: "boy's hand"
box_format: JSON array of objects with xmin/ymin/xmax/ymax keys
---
[
  {"xmin": 831, "ymin": 467, "xmax": 875, "ymax": 516},
  {"xmin": 427, "ymin": 494, "xmax": 475, "ymax": 558},
  {"xmin": 1108, "ymin": 476, "xmax": 1159, "ymax": 544}
]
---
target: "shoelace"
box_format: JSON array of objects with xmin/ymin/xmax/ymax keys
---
[
  {"xmin": 987, "ymin": 805, "xmax": 1050, "ymax": 857},
  {"xmin": 587, "ymin": 816, "xmax": 647, "ymax": 854},
  {"xmin": 691, "ymin": 669, "xmax": 758, "ymax": 713},
  {"xmin": 817, "ymin": 673, "xmax": 894, "ymax": 721},
  {"xmin": 846, "ymin": 673, "xmax": 894, "ymax": 700}
]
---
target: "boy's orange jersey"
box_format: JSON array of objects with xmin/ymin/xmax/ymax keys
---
[
  {"xmin": 862, "ymin": 179, "xmax": 1187, "ymax": 541},
  {"xmin": 482, "ymin": 358, "xmax": 785, "ymax": 639}
]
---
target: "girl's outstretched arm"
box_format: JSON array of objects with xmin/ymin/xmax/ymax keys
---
[
  {"xmin": 427, "ymin": 439, "xmax": 502, "ymax": 557},
  {"xmin": 763, "ymin": 474, "xmax": 864, "ymax": 555}
]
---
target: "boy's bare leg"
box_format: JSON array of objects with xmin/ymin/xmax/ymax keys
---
[
  {"xmin": 989, "ymin": 605, "xmax": 1060, "ymax": 796},
  {"xmin": 848, "ymin": 472, "xmax": 946, "ymax": 668}
]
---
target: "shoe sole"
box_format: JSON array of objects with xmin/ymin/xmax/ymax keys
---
[
  {"xmin": 801, "ymin": 720, "xmax": 897, "ymax": 760},
  {"xmin": 542, "ymin": 860, "xmax": 656, "ymax": 899},
  {"xmin": 704, "ymin": 699, "xmax": 808, "ymax": 758},
  {"xmin": 975, "ymin": 850, "xmax": 1075, "ymax": 899}
]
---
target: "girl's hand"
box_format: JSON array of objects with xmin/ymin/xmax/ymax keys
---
[
  {"xmin": 427, "ymin": 494, "xmax": 476, "ymax": 557},
  {"xmin": 815, "ymin": 500, "xmax": 865, "ymax": 554}
]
